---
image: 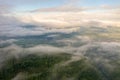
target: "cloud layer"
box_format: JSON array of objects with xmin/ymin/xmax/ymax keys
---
[{"xmin": 0, "ymin": 0, "xmax": 120, "ymax": 37}]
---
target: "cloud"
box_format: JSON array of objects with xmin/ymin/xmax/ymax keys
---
[
  {"xmin": 31, "ymin": 0, "xmax": 84, "ymax": 13},
  {"xmin": 26, "ymin": 45, "xmax": 65, "ymax": 54},
  {"xmin": 0, "ymin": 10, "xmax": 120, "ymax": 37},
  {"xmin": 17, "ymin": 11, "xmax": 120, "ymax": 28},
  {"xmin": 0, "ymin": 35, "xmax": 120, "ymax": 70},
  {"xmin": 0, "ymin": 15, "xmax": 28, "ymax": 37},
  {"xmin": 0, "ymin": 0, "xmax": 119, "ymax": 37},
  {"xmin": 0, "ymin": 5, "xmax": 12, "ymax": 14},
  {"xmin": 0, "ymin": 44, "xmax": 68, "ymax": 67},
  {"xmin": 32, "ymin": 6, "xmax": 86, "ymax": 12},
  {"xmin": 0, "ymin": 9, "xmax": 119, "ymax": 37},
  {"xmin": 0, "ymin": 39, "xmax": 17, "ymax": 44},
  {"xmin": 99, "ymin": 4, "xmax": 120, "ymax": 10}
]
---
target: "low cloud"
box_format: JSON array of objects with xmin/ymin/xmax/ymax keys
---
[
  {"xmin": 26, "ymin": 45, "xmax": 65, "ymax": 54},
  {"xmin": 0, "ymin": 38, "xmax": 120, "ymax": 70},
  {"xmin": 0, "ymin": 44, "xmax": 67, "ymax": 65}
]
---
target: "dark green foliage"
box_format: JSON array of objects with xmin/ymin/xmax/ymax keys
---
[
  {"xmin": 54, "ymin": 59, "xmax": 103, "ymax": 80},
  {"xmin": 0, "ymin": 53, "xmax": 71, "ymax": 80},
  {"xmin": 0, "ymin": 53, "xmax": 120, "ymax": 80},
  {"xmin": 77, "ymin": 67, "xmax": 102, "ymax": 80}
]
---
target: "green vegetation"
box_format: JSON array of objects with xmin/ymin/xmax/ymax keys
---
[
  {"xmin": 0, "ymin": 53, "xmax": 71, "ymax": 80},
  {"xmin": 0, "ymin": 53, "xmax": 120, "ymax": 80},
  {"xmin": 53, "ymin": 58, "xmax": 103, "ymax": 80}
]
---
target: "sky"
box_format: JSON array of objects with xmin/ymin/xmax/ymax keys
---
[
  {"xmin": 0, "ymin": 0, "xmax": 120, "ymax": 11},
  {"xmin": 0, "ymin": 0, "xmax": 120, "ymax": 37}
]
